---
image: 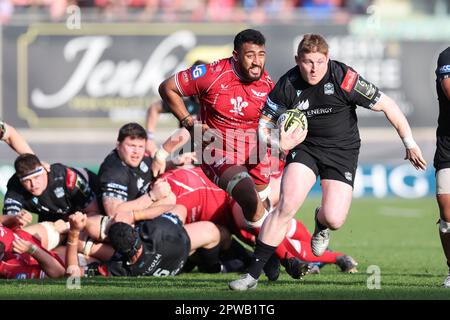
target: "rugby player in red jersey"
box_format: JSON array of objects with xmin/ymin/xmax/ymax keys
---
[{"xmin": 158, "ymin": 29, "xmax": 275, "ymax": 231}]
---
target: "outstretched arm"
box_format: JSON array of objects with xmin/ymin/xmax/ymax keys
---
[
  {"xmin": 2, "ymin": 123, "xmax": 34, "ymax": 155},
  {"xmin": 372, "ymin": 93, "xmax": 427, "ymax": 170}
]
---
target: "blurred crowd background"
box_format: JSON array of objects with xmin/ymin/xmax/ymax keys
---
[{"xmin": 0, "ymin": 0, "xmax": 448, "ymax": 24}]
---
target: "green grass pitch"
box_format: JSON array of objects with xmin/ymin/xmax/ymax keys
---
[{"xmin": 0, "ymin": 197, "xmax": 449, "ymax": 300}]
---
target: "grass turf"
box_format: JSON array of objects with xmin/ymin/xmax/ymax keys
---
[{"xmin": 0, "ymin": 197, "xmax": 449, "ymax": 300}]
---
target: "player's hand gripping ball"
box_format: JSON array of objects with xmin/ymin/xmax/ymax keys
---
[{"xmin": 277, "ymin": 109, "xmax": 307, "ymax": 133}]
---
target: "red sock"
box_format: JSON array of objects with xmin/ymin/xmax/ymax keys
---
[
  {"xmin": 284, "ymin": 238, "xmax": 342, "ymax": 264},
  {"xmin": 275, "ymin": 239, "xmax": 294, "ymax": 260},
  {"xmin": 288, "ymin": 219, "xmax": 312, "ymax": 242}
]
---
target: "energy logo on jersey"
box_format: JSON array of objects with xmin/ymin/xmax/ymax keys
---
[
  {"xmin": 230, "ymin": 96, "xmax": 248, "ymax": 116},
  {"xmin": 295, "ymin": 100, "xmax": 310, "ymax": 111},
  {"xmin": 192, "ymin": 65, "xmax": 206, "ymax": 79}
]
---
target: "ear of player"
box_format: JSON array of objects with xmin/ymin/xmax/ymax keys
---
[{"xmin": 277, "ymin": 109, "xmax": 308, "ymax": 133}]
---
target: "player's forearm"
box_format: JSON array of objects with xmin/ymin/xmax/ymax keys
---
[
  {"xmin": 376, "ymin": 94, "xmax": 415, "ymax": 143},
  {"xmin": 31, "ymin": 247, "xmax": 65, "ymax": 278},
  {"xmin": 258, "ymin": 116, "xmax": 280, "ymax": 150},
  {"xmin": 159, "ymin": 77, "xmax": 189, "ymax": 121},
  {"xmin": 65, "ymin": 230, "xmax": 82, "ymax": 277},
  {"xmin": 5, "ymin": 125, "xmax": 34, "ymax": 155},
  {"xmin": 163, "ymin": 128, "xmax": 190, "ymax": 153},
  {"xmin": 132, "ymin": 204, "xmax": 177, "ymax": 222},
  {"xmin": 0, "ymin": 215, "xmax": 19, "ymax": 228},
  {"xmin": 106, "ymin": 194, "xmax": 153, "ymax": 216},
  {"xmin": 146, "ymin": 101, "xmax": 162, "ymax": 133}
]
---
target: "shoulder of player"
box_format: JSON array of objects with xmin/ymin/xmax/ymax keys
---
[
  {"xmin": 270, "ymin": 66, "xmax": 298, "ymax": 96},
  {"xmin": 49, "ymin": 163, "xmax": 66, "ymax": 176},
  {"xmin": 329, "ymin": 60, "xmax": 360, "ymax": 93},
  {"xmin": 99, "ymin": 150, "xmax": 125, "ymax": 173},
  {"xmin": 439, "ymin": 47, "xmax": 450, "ymax": 62},
  {"xmin": 6, "ymin": 174, "xmax": 23, "ymax": 191},
  {"xmin": 329, "ymin": 59, "xmax": 353, "ymax": 80},
  {"xmin": 203, "ymin": 58, "xmax": 235, "ymax": 89}
]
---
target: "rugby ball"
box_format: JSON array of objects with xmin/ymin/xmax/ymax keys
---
[{"xmin": 277, "ymin": 109, "xmax": 307, "ymax": 133}]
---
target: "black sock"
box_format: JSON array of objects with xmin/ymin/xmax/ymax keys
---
[
  {"xmin": 197, "ymin": 244, "xmax": 222, "ymax": 273},
  {"xmin": 221, "ymin": 238, "xmax": 253, "ymax": 266},
  {"xmin": 247, "ymin": 239, "xmax": 277, "ymax": 279},
  {"xmin": 315, "ymin": 209, "xmax": 328, "ymax": 231}
]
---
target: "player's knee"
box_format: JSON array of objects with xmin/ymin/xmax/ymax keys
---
[
  {"xmin": 278, "ymin": 198, "xmax": 300, "ymax": 220},
  {"xmin": 322, "ymin": 215, "xmax": 345, "ymax": 230},
  {"xmin": 203, "ymin": 222, "xmax": 221, "ymax": 248},
  {"xmin": 40, "ymin": 222, "xmax": 63, "ymax": 250}
]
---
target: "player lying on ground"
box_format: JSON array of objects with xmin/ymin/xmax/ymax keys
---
[
  {"xmin": 158, "ymin": 166, "xmax": 358, "ymax": 279},
  {"xmin": 65, "ymin": 207, "xmax": 222, "ymax": 277},
  {"xmin": 0, "ymin": 216, "xmax": 68, "ymax": 279}
]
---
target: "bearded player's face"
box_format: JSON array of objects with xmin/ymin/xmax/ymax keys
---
[
  {"xmin": 233, "ymin": 42, "xmax": 266, "ymax": 82},
  {"xmin": 117, "ymin": 137, "xmax": 146, "ymax": 168}
]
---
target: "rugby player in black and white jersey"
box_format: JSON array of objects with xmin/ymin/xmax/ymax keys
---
[
  {"xmin": 98, "ymin": 122, "xmax": 177, "ymax": 220},
  {"xmin": 230, "ymin": 33, "xmax": 427, "ymax": 290},
  {"xmin": 3, "ymin": 154, "xmax": 100, "ymax": 223},
  {"xmin": 433, "ymin": 47, "xmax": 450, "ymax": 288}
]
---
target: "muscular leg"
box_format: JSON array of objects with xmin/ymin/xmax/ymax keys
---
[
  {"xmin": 185, "ymin": 221, "xmax": 221, "ymax": 254},
  {"xmin": 243, "ymin": 163, "xmax": 316, "ymax": 280},
  {"xmin": 185, "ymin": 221, "xmax": 222, "ymax": 273},
  {"xmin": 437, "ymin": 194, "xmax": 450, "ymax": 265},
  {"xmin": 319, "ymin": 179, "xmax": 353, "ymax": 230},
  {"xmin": 259, "ymin": 163, "xmax": 316, "ymax": 247},
  {"xmin": 219, "ymin": 165, "xmax": 266, "ymax": 223}
]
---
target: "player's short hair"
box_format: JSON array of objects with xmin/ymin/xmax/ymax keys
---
[
  {"xmin": 192, "ymin": 60, "xmax": 207, "ymax": 66},
  {"xmin": 297, "ymin": 34, "xmax": 329, "ymax": 56},
  {"xmin": 117, "ymin": 122, "xmax": 147, "ymax": 143},
  {"xmin": 14, "ymin": 153, "xmax": 42, "ymax": 177},
  {"xmin": 108, "ymin": 222, "xmax": 142, "ymax": 259},
  {"xmin": 234, "ymin": 29, "xmax": 265, "ymax": 52}
]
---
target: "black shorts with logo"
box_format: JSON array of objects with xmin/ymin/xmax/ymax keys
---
[
  {"xmin": 434, "ymin": 135, "xmax": 450, "ymax": 171},
  {"xmin": 286, "ymin": 143, "xmax": 359, "ymax": 187}
]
